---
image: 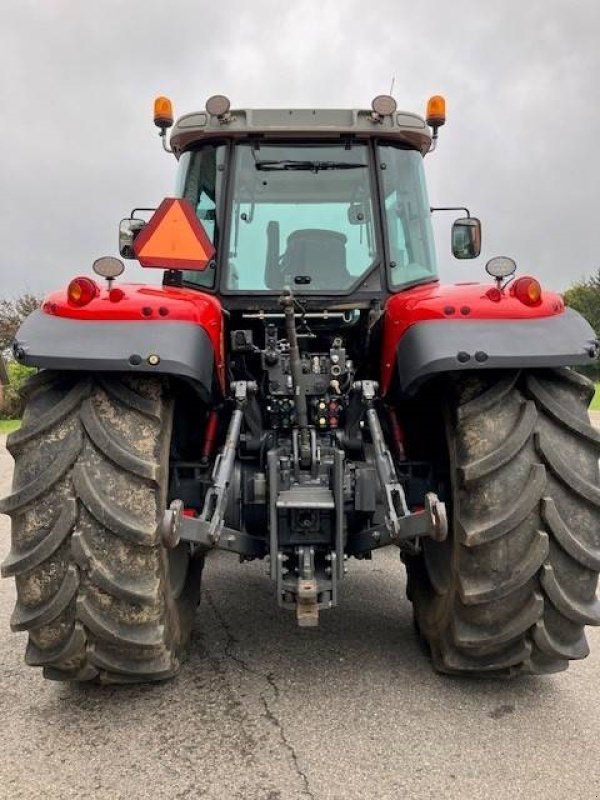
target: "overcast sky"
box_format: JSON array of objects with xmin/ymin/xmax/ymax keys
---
[{"xmin": 1, "ymin": 0, "xmax": 598, "ymax": 297}]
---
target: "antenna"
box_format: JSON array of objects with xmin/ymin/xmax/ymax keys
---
[{"xmin": 389, "ymin": 76, "xmax": 395, "ymax": 96}]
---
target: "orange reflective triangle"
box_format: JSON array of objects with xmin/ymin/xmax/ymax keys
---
[{"xmin": 134, "ymin": 198, "xmax": 216, "ymax": 270}]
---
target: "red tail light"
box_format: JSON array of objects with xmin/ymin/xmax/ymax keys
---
[
  {"xmin": 512, "ymin": 276, "xmax": 542, "ymax": 306},
  {"xmin": 485, "ymin": 287, "xmax": 502, "ymax": 302},
  {"xmin": 67, "ymin": 277, "xmax": 99, "ymax": 307}
]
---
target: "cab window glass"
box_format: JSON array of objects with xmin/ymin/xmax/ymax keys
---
[
  {"xmin": 175, "ymin": 144, "xmax": 226, "ymax": 289},
  {"xmin": 225, "ymin": 143, "xmax": 377, "ymax": 292},
  {"xmin": 378, "ymin": 145, "xmax": 438, "ymax": 288}
]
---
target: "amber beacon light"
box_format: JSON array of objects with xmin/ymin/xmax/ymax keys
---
[
  {"xmin": 154, "ymin": 96, "xmax": 174, "ymax": 129},
  {"xmin": 426, "ymin": 95, "xmax": 446, "ymax": 129}
]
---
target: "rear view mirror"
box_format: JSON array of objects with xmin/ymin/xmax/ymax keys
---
[
  {"xmin": 119, "ymin": 218, "xmax": 146, "ymax": 259},
  {"xmin": 452, "ymin": 217, "xmax": 481, "ymax": 259}
]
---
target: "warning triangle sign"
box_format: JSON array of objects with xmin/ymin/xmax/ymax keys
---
[{"xmin": 134, "ymin": 197, "xmax": 216, "ymax": 270}]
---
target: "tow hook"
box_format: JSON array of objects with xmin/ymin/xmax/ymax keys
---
[{"xmin": 296, "ymin": 546, "xmax": 320, "ymax": 628}]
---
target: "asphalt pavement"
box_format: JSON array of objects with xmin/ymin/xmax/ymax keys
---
[{"xmin": 1, "ymin": 435, "xmax": 600, "ymax": 800}]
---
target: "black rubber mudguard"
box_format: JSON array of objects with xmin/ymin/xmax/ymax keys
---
[
  {"xmin": 396, "ymin": 308, "xmax": 598, "ymax": 393},
  {"xmin": 12, "ymin": 310, "xmax": 219, "ymax": 403}
]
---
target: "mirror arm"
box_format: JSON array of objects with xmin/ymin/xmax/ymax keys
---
[
  {"xmin": 430, "ymin": 206, "xmax": 471, "ymax": 218},
  {"xmin": 130, "ymin": 207, "xmax": 157, "ymax": 219}
]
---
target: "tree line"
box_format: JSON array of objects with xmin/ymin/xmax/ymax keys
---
[{"xmin": 562, "ymin": 269, "xmax": 600, "ymax": 380}]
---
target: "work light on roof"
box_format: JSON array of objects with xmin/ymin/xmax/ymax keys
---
[
  {"xmin": 371, "ymin": 95, "xmax": 397, "ymax": 117},
  {"xmin": 206, "ymin": 94, "xmax": 231, "ymax": 118}
]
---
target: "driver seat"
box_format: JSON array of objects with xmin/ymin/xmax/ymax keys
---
[{"xmin": 281, "ymin": 229, "xmax": 350, "ymax": 290}]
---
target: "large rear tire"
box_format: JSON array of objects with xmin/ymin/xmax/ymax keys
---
[
  {"xmin": 1, "ymin": 372, "xmax": 203, "ymax": 683},
  {"xmin": 405, "ymin": 368, "xmax": 600, "ymax": 676}
]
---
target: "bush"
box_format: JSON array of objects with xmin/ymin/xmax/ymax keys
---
[
  {"xmin": 0, "ymin": 362, "xmax": 37, "ymax": 419},
  {"xmin": 0, "ymin": 294, "xmax": 42, "ymax": 359},
  {"xmin": 563, "ymin": 270, "xmax": 600, "ymax": 382}
]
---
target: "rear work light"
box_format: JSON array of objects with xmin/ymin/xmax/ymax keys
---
[
  {"xmin": 67, "ymin": 276, "xmax": 99, "ymax": 307},
  {"xmin": 512, "ymin": 276, "xmax": 542, "ymax": 306}
]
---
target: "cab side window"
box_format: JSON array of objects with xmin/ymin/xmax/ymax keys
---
[{"xmin": 176, "ymin": 145, "xmax": 226, "ymax": 289}]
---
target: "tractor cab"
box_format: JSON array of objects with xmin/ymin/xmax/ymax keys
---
[{"xmin": 120, "ymin": 94, "xmax": 477, "ymax": 310}]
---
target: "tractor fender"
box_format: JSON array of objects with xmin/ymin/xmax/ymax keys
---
[
  {"xmin": 12, "ymin": 310, "xmax": 220, "ymax": 404},
  {"xmin": 393, "ymin": 309, "xmax": 598, "ymax": 394}
]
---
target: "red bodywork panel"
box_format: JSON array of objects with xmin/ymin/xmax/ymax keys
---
[
  {"xmin": 380, "ymin": 280, "xmax": 565, "ymax": 394},
  {"xmin": 42, "ymin": 283, "xmax": 225, "ymax": 388}
]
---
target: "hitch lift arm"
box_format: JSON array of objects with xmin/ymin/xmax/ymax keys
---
[
  {"xmin": 199, "ymin": 380, "xmax": 256, "ymax": 544},
  {"xmin": 354, "ymin": 380, "xmax": 447, "ymax": 544},
  {"xmin": 160, "ymin": 380, "xmax": 266, "ymax": 556}
]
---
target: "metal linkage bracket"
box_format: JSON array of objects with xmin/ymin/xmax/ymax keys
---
[
  {"xmin": 159, "ymin": 499, "xmax": 268, "ymax": 558},
  {"xmin": 346, "ymin": 492, "xmax": 448, "ymax": 556}
]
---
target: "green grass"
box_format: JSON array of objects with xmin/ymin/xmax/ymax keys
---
[
  {"xmin": 591, "ymin": 384, "xmax": 600, "ymax": 412},
  {"xmin": 0, "ymin": 419, "xmax": 20, "ymax": 434}
]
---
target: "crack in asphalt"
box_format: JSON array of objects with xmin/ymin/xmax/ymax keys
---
[
  {"xmin": 204, "ymin": 589, "xmax": 316, "ymax": 800},
  {"xmin": 259, "ymin": 694, "xmax": 316, "ymax": 800}
]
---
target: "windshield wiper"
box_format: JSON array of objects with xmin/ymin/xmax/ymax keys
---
[{"xmin": 254, "ymin": 159, "xmax": 367, "ymax": 172}]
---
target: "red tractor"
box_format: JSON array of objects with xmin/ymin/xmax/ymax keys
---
[{"xmin": 2, "ymin": 94, "xmax": 599, "ymax": 683}]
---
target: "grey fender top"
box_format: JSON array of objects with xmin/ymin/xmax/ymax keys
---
[
  {"xmin": 396, "ymin": 308, "xmax": 598, "ymax": 393},
  {"xmin": 13, "ymin": 311, "xmax": 218, "ymax": 401}
]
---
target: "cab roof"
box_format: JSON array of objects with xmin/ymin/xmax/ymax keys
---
[{"xmin": 169, "ymin": 107, "xmax": 432, "ymax": 158}]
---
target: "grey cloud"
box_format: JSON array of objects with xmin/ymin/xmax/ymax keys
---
[{"xmin": 1, "ymin": 0, "xmax": 598, "ymax": 297}]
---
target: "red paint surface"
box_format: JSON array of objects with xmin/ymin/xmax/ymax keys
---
[
  {"xmin": 42, "ymin": 283, "xmax": 225, "ymax": 387},
  {"xmin": 380, "ymin": 280, "xmax": 565, "ymax": 393},
  {"xmin": 202, "ymin": 410, "xmax": 220, "ymax": 462}
]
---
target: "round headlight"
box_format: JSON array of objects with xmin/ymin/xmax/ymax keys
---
[{"xmin": 485, "ymin": 256, "xmax": 517, "ymax": 280}]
